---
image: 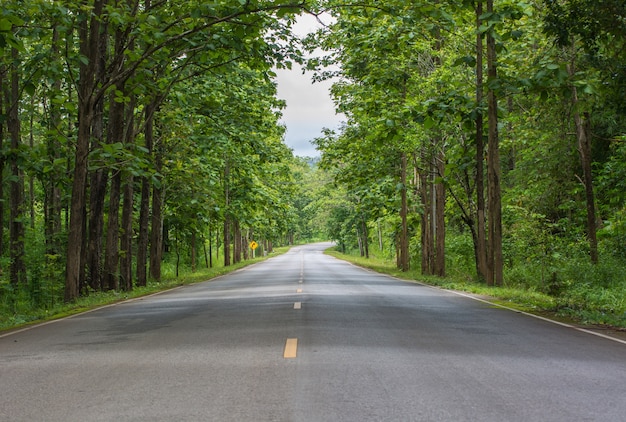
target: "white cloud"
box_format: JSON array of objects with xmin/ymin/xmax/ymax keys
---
[{"xmin": 275, "ymin": 14, "xmax": 344, "ymax": 158}]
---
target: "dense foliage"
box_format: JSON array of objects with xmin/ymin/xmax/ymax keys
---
[
  {"xmin": 2, "ymin": 0, "xmax": 626, "ymax": 329},
  {"xmin": 306, "ymin": 0, "xmax": 626, "ymax": 326},
  {"xmin": 0, "ymin": 0, "xmax": 311, "ymax": 319}
]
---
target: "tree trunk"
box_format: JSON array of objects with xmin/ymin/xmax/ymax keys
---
[
  {"xmin": 578, "ymin": 110, "xmax": 598, "ymax": 264},
  {"xmin": 120, "ymin": 175, "xmax": 134, "ymax": 291},
  {"xmin": 242, "ymin": 230, "xmax": 249, "ymax": 260},
  {"xmin": 566, "ymin": 46, "xmax": 598, "ymax": 264},
  {"xmin": 86, "ymin": 165, "xmax": 108, "ymax": 291},
  {"xmin": 420, "ymin": 169, "xmax": 431, "ymax": 275},
  {"xmin": 86, "ymin": 100, "xmax": 107, "ymax": 291},
  {"xmin": 200, "ymin": 236, "xmax": 210, "ymax": 268},
  {"xmin": 65, "ymin": 0, "xmax": 105, "ymax": 302},
  {"xmin": 224, "ymin": 217, "xmax": 231, "ymax": 266},
  {"xmin": 357, "ymin": 226, "xmax": 364, "ymax": 257},
  {"xmin": 136, "ymin": 171, "xmax": 151, "ymax": 285},
  {"xmin": 435, "ymin": 151, "xmax": 446, "ymax": 277},
  {"xmin": 28, "ymin": 97, "xmax": 35, "ymax": 230},
  {"xmin": 149, "ymin": 181, "xmax": 163, "ymax": 281},
  {"xmin": 119, "ymin": 92, "xmax": 137, "ymax": 291},
  {"xmin": 136, "ymin": 104, "xmax": 154, "ymax": 286},
  {"xmin": 85, "ymin": 23, "xmax": 109, "ymax": 291},
  {"xmin": 102, "ymin": 85, "xmax": 126, "ymax": 291},
  {"xmin": 0, "ymin": 66, "xmax": 6, "ymax": 257},
  {"xmin": 8, "ymin": 43, "xmax": 26, "ymax": 286},
  {"xmin": 209, "ymin": 226, "xmax": 214, "ymax": 268},
  {"xmin": 223, "ymin": 159, "xmax": 231, "ymax": 266},
  {"xmin": 361, "ymin": 219, "xmax": 369, "ymax": 259},
  {"xmin": 175, "ymin": 231, "xmax": 180, "ymax": 277},
  {"xmin": 191, "ymin": 230, "xmax": 197, "ymax": 272},
  {"xmin": 233, "ymin": 220, "xmax": 241, "ymax": 264},
  {"xmin": 104, "ymin": 170, "xmax": 121, "ymax": 290},
  {"xmin": 486, "ymin": 0, "xmax": 503, "ymax": 287},
  {"xmin": 149, "ymin": 134, "xmax": 164, "ymax": 282},
  {"xmin": 399, "ymin": 152, "xmax": 409, "ymax": 271},
  {"xmin": 475, "ymin": 0, "xmax": 489, "ymax": 282}
]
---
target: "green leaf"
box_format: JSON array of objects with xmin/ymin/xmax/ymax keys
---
[
  {"xmin": 24, "ymin": 82, "xmax": 36, "ymax": 96},
  {"xmin": 0, "ymin": 18, "xmax": 12, "ymax": 32}
]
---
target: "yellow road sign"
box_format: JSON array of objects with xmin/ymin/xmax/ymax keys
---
[{"xmin": 249, "ymin": 241, "xmax": 258, "ymax": 250}]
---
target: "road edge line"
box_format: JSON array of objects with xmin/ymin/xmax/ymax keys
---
[{"xmin": 446, "ymin": 289, "xmax": 626, "ymax": 346}]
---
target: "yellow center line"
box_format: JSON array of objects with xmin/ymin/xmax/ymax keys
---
[
  {"xmin": 284, "ymin": 338, "xmax": 298, "ymax": 358},
  {"xmin": 296, "ymin": 288, "xmax": 302, "ymax": 293},
  {"xmin": 294, "ymin": 302, "xmax": 301, "ymax": 310}
]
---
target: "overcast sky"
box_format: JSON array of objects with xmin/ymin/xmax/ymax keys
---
[{"xmin": 275, "ymin": 14, "xmax": 344, "ymax": 158}]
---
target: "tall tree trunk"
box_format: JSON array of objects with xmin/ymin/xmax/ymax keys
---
[
  {"xmin": 203, "ymin": 235, "xmax": 209, "ymax": 268},
  {"xmin": 86, "ymin": 99, "xmax": 107, "ymax": 291},
  {"xmin": 399, "ymin": 152, "xmax": 409, "ymax": 271},
  {"xmin": 45, "ymin": 28, "xmax": 64, "ymax": 257},
  {"xmin": 242, "ymin": 230, "xmax": 247, "ymax": 260},
  {"xmin": 357, "ymin": 226, "xmax": 364, "ymax": 257},
  {"xmin": 136, "ymin": 171, "xmax": 151, "ymax": 286},
  {"xmin": 209, "ymin": 227, "xmax": 214, "ymax": 268},
  {"xmin": 136, "ymin": 104, "xmax": 155, "ymax": 286},
  {"xmin": 104, "ymin": 170, "xmax": 121, "ymax": 290},
  {"xmin": 486, "ymin": 0, "xmax": 503, "ymax": 287},
  {"xmin": 431, "ymin": 0, "xmax": 446, "ymax": 278},
  {"xmin": 102, "ymin": 86, "xmax": 126, "ymax": 290},
  {"xmin": 87, "ymin": 166, "xmax": 107, "ymax": 291},
  {"xmin": 223, "ymin": 159, "xmax": 231, "ymax": 266},
  {"xmin": 8, "ymin": 43, "xmax": 26, "ymax": 286},
  {"xmin": 420, "ymin": 167, "xmax": 432, "ymax": 275},
  {"xmin": 0, "ymin": 66, "xmax": 6, "ymax": 257},
  {"xmin": 28, "ymin": 97, "xmax": 35, "ymax": 229},
  {"xmin": 233, "ymin": 220, "xmax": 241, "ymax": 264},
  {"xmin": 191, "ymin": 230, "xmax": 197, "ymax": 272},
  {"xmin": 149, "ymin": 129, "xmax": 164, "ymax": 281},
  {"xmin": 0, "ymin": 68, "xmax": 5, "ymax": 256},
  {"xmin": 224, "ymin": 217, "xmax": 231, "ymax": 266},
  {"xmin": 119, "ymin": 93, "xmax": 137, "ymax": 291},
  {"xmin": 85, "ymin": 23, "xmax": 109, "ymax": 291},
  {"xmin": 567, "ymin": 56, "xmax": 598, "ymax": 263},
  {"xmin": 435, "ymin": 151, "xmax": 446, "ymax": 277},
  {"xmin": 149, "ymin": 179, "xmax": 163, "ymax": 281},
  {"xmin": 361, "ymin": 218, "xmax": 369, "ymax": 259},
  {"xmin": 66, "ymin": 0, "xmax": 105, "ymax": 301},
  {"xmin": 120, "ymin": 175, "xmax": 134, "ymax": 291},
  {"xmin": 475, "ymin": 0, "xmax": 488, "ymax": 281}
]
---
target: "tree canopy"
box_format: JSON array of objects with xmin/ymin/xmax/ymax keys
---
[{"xmin": 1, "ymin": 0, "xmax": 626, "ymax": 328}]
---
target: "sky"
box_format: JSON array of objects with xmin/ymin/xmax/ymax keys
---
[{"xmin": 275, "ymin": 14, "xmax": 344, "ymax": 158}]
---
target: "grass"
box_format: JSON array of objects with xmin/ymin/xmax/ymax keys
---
[
  {"xmin": 0, "ymin": 247, "xmax": 290, "ymax": 333},
  {"xmin": 4, "ymin": 244, "xmax": 624, "ymax": 334},
  {"xmin": 325, "ymin": 249, "xmax": 626, "ymax": 330}
]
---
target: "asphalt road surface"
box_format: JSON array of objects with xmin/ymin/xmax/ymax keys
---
[{"xmin": 1, "ymin": 242, "xmax": 625, "ymax": 421}]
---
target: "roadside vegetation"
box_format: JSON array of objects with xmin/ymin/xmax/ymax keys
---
[
  {"xmin": 326, "ymin": 239, "xmax": 626, "ymax": 329},
  {"xmin": 1, "ymin": 1, "xmax": 626, "ymax": 334},
  {"xmin": 0, "ymin": 247, "xmax": 289, "ymax": 331},
  {"xmin": 307, "ymin": 1, "xmax": 626, "ymax": 330}
]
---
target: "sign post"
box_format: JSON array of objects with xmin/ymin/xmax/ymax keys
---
[{"xmin": 249, "ymin": 240, "xmax": 258, "ymax": 258}]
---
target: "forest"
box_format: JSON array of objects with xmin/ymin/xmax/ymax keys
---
[{"xmin": 1, "ymin": 1, "xmax": 625, "ymax": 330}]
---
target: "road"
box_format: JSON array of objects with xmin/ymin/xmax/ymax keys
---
[{"xmin": 1, "ymin": 242, "xmax": 625, "ymax": 421}]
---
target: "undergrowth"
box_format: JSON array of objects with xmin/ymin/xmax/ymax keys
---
[
  {"xmin": 0, "ymin": 247, "xmax": 288, "ymax": 332},
  {"xmin": 326, "ymin": 248, "xmax": 626, "ymax": 329}
]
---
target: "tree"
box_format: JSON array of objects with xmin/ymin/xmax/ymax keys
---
[
  {"xmin": 485, "ymin": 0, "xmax": 503, "ymax": 286},
  {"xmin": 61, "ymin": 0, "xmax": 306, "ymax": 300},
  {"xmin": 542, "ymin": 0, "xmax": 626, "ymax": 263}
]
